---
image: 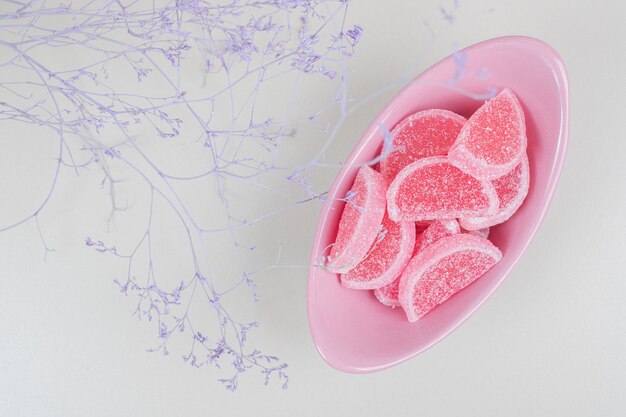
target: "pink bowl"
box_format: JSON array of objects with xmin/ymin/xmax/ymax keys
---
[{"xmin": 307, "ymin": 36, "xmax": 569, "ymax": 373}]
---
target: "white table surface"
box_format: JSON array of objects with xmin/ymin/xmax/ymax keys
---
[{"xmin": 1, "ymin": 1, "xmax": 625, "ymax": 416}]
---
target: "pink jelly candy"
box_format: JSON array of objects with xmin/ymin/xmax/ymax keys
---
[
  {"xmin": 375, "ymin": 219, "xmax": 460, "ymax": 307},
  {"xmin": 380, "ymin": 109, "xmax": 466, "ymax": 181},
  {"xmin": 386, "ymin": 156, "xmax": 498, "ymax": 222},
  {"xmin": 398, "ymin": 234, "xmax": 502, "ymax": 322},
  {"xmin": 374, "ymin": 278, "xmax": 401, "ymax": 307},
  {"xmin": 326, "ymin": 165, "xmax": 387, "ymax": 273},
  {"xmin": 341, "ymin": 213, "xmax": 415, "ymax": 290},
  {"xmin": 414, "ymin": 219, "xmax": 460, "ymax": 254},
  {"xmin": 448, "ymin": 88, "xmax": 527, "ymax": 181},
  {"xmin": 460, "ymin": 154, "xmax": 529, "ymax": 230}
]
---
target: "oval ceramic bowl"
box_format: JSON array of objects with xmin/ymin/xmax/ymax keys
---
[{"xmin": 307, "ymin": 36, "xmax": 569, "ymax": 373}]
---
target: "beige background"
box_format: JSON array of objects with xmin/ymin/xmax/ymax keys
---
[{"xmin": 1, "ymin": 1, "xmax": 625, "ymax": 416}]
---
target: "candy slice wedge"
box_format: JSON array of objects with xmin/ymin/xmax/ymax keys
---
[
  {"xmin": 386, "ymin": 156, "xmax": 498, "ymax": 222},
  {"xmin": 375, "ymin": 219, "xmax": 459, "ymax": 307},
  {"xmin": 326, "ymin": 166, "xmax": 387, "ymax": 273},
  {"xmin": 341, "ymin": 213, "xmax": 415, "ymax": 290},
  {"xmin": 414, "ymin": 219, "xmax": 460, "ymax": 254},
  {"xmin": 374, "ymin": 278, "xmax": 401, "ymax": 307},
  {"xmin": 448, "ymin": 88, "xmax": 527, "ymax": 180},
  {"xmin": 460, "ymin": 154, "xmax": 529, "ymax": 230},
  {"xmin": 380, "ymin": 109, "xmax": 466, "ymax": 181},
  {"xmin": 399, "ymin": 234, "xmax": 502, "ymax": 322}
]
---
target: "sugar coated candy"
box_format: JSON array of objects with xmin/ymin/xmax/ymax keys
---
[
  {"xmin": 413, "ymin": 219, "xmax": 460, "ymax": 254},
  {"xmin": 374, "ymin": 279, "xmax": 401, "ymax": 307},
  {"xmin": 341, "ymin": 213, "xmax": 415, "ymax": 290},
  {"xmin": 386, "ymin": 156, "xmax": 498, "ymax": 222},
  {"xmin": 380, "ymin": 109, "xmax": 466, "ymax": 181},
  {"xmin": 328, "ymin": 87, "xmax": 530, "ymax": 323},
  {"xmin": 448, "ymin": 88, "xmax": 527, "ymax": 181},
  {"xmin": 398, "ymin": 234, "xmax": 502, "ymax": 322},
  {"xmin": 460, "ymin": 154, "xmax": 529, "ymax": 230},
  {"xmin": 326, "ymin": 165, "xmax": 387, "ymax": 273},
  {"xmin": 375, "ymin": 219, "xmax": 460, "ymax": 307}
]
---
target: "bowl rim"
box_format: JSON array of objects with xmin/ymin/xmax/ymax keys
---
[{"xmin": 307, "ymin": 35, "xmax": 570, "ymax": 373}]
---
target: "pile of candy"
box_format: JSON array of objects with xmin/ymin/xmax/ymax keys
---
[{"xmin": 326, "ymin": 89, "xmax": 530, "ymax": 322}]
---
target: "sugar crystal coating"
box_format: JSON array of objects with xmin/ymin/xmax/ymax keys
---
[
  {"xmin": 386, "ymin": 156, "xmax": 498, "ymax": 222},
  {"xmin": 374, "ymin": 278, "xmax": 401, "ymax": 307},
  {"xmin": 326, "ymin": 165, "xmax": 387, "ymax": 273},
  {"xmin": 460, "ymin": 153, "xmax": 529, "ymax": 230},
  {"xmin": 398, "ymin": 234, "xmax": 502, "ymax": 322},
  {"xmin": 341, "ymin": 212, "xmax": 415, "ymax": 290},
  {"xmin": 380, "ymin": 109, "xmax": 466, "ymax": 181},
  {"xmin": 414, "ymin": 219, "xmax": 460, "ymax": 254},
  {"xmin": 375, "ymin": 219, "xmax": 459, "ymax": 307},
  {"xmin": 449, "ymin": 88, "xmax": 527, "ymax": 180}
]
